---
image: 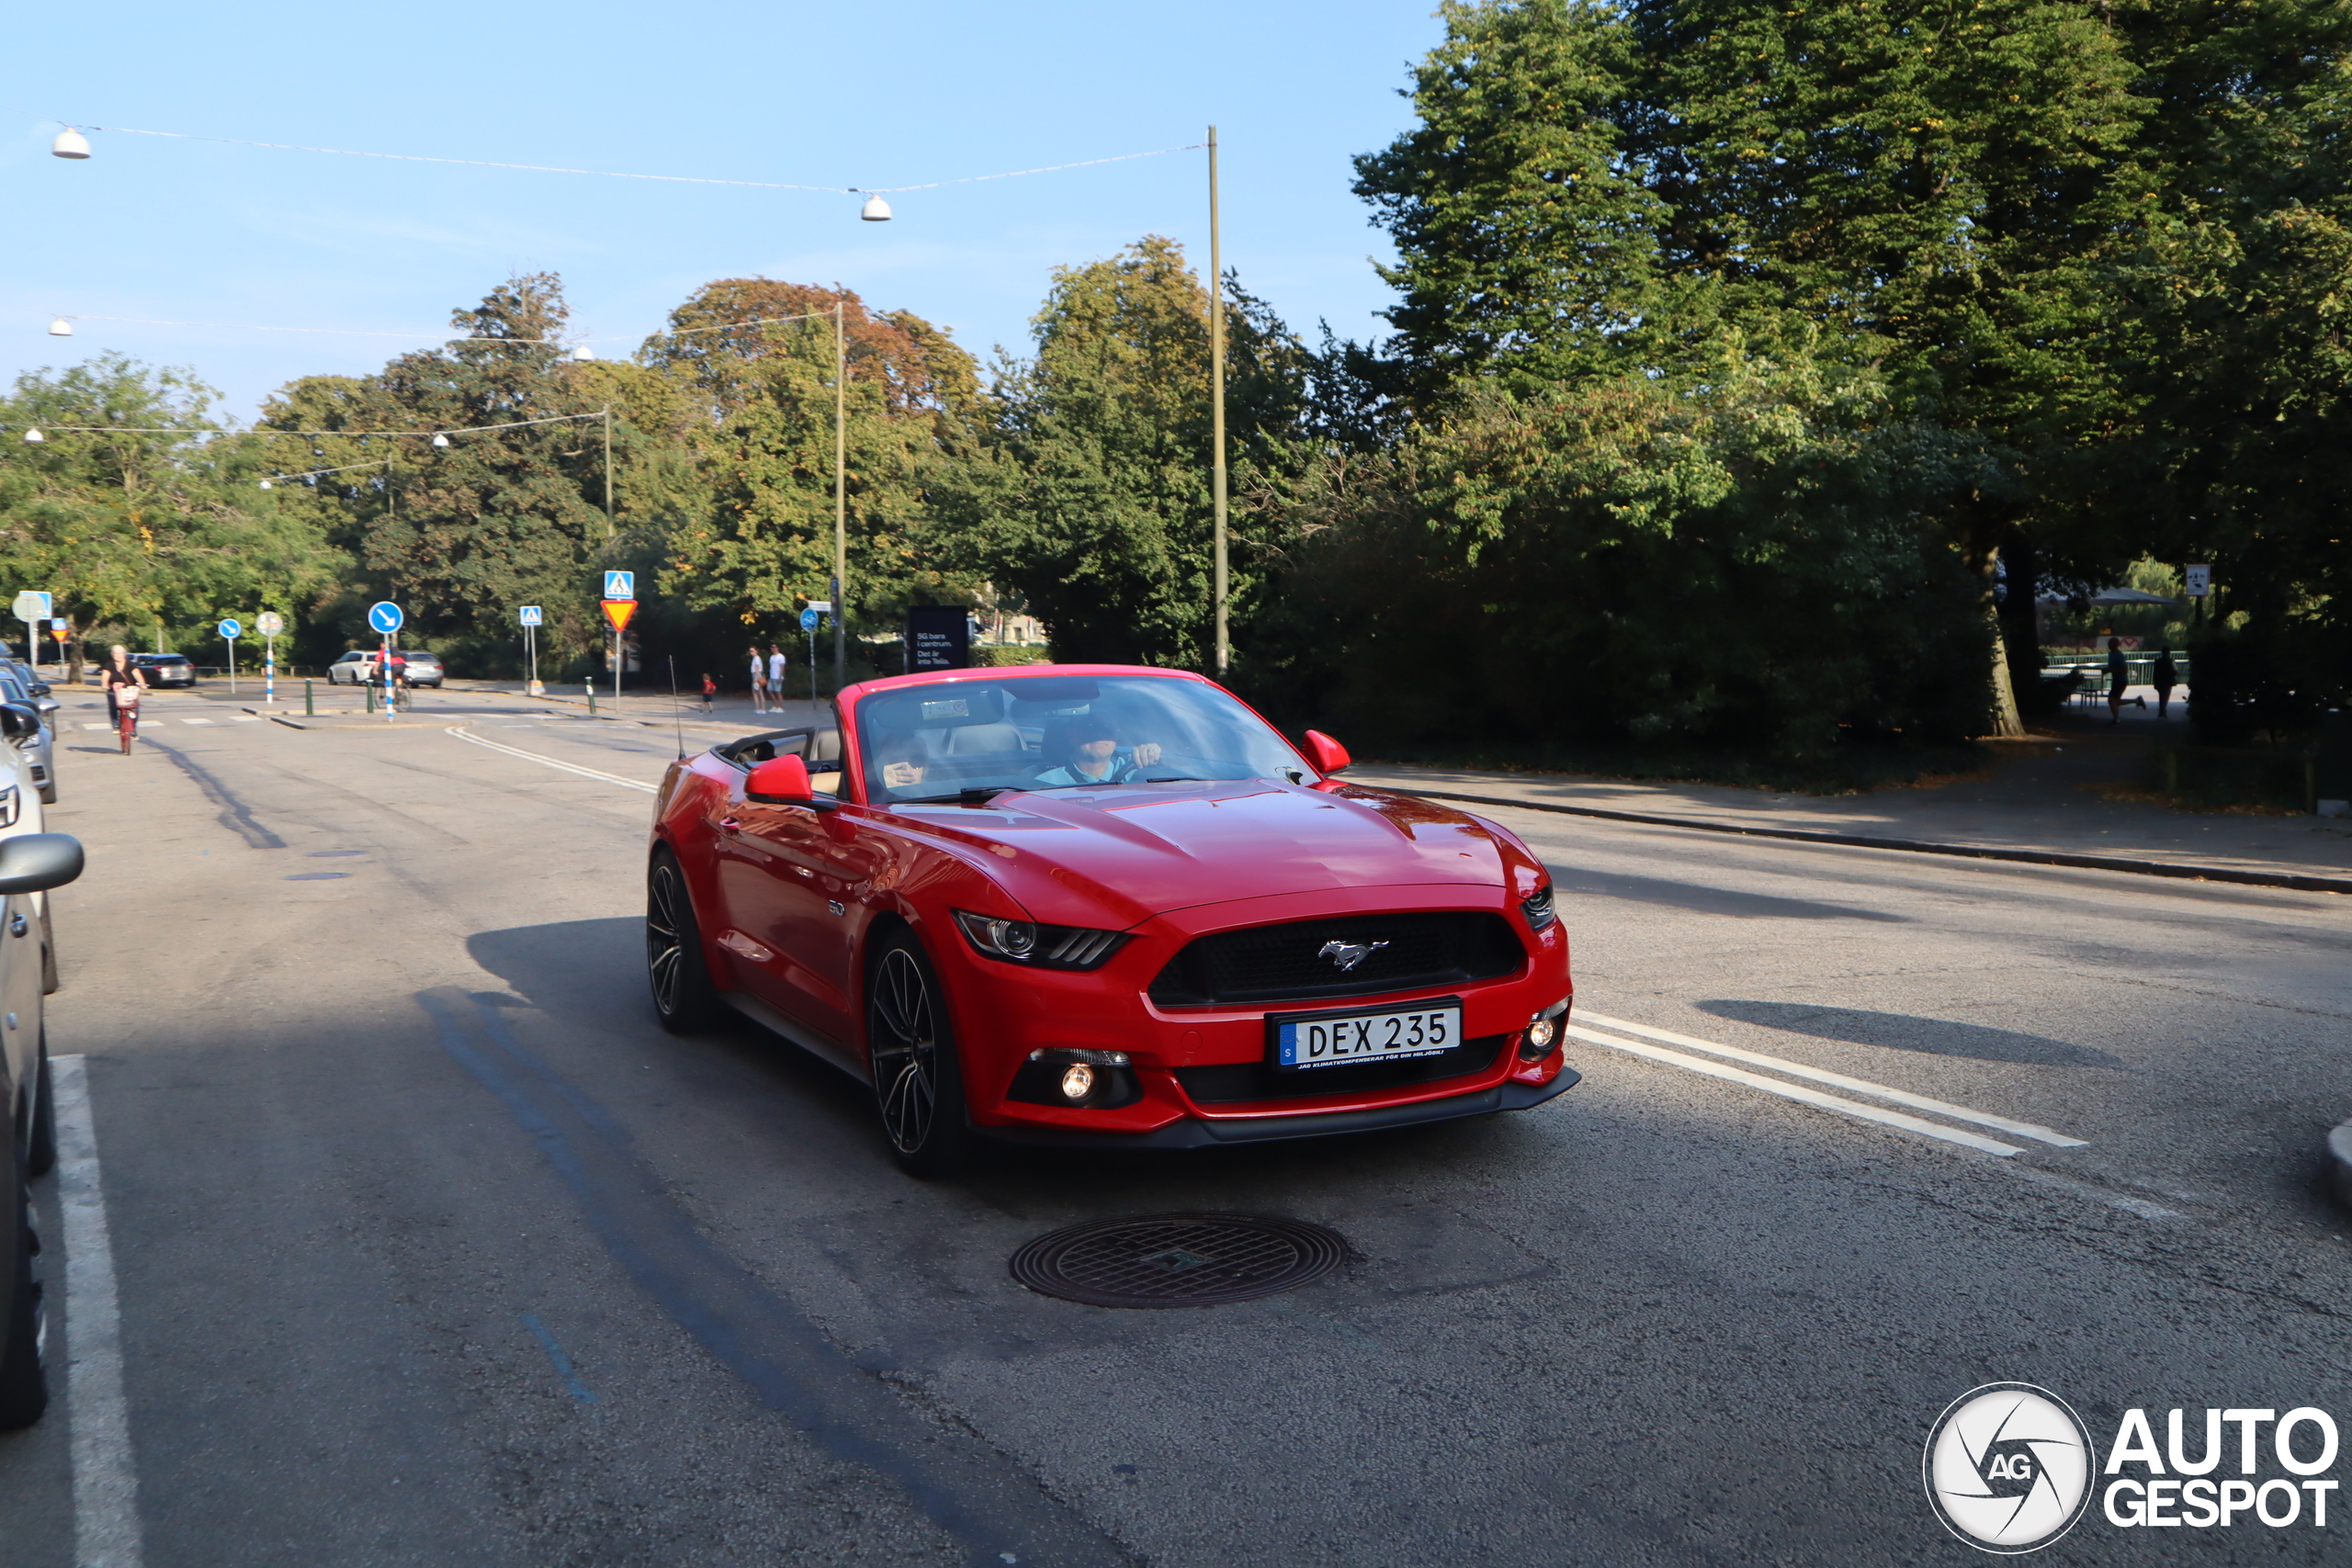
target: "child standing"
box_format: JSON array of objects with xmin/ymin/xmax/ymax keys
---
[{"xmin": 699, "ymin": 671, "xmax": 717, "ymax": 714}]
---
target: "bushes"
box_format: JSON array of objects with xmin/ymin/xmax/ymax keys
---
[{"xmin": 1239, "ymin": 355, "xmax": 1997, "ymax": 765}]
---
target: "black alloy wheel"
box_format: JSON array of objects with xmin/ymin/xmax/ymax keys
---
[
  {"xmin": 646, "ymin": 852, "xmax": 719, "ymax": 1033},
  {"xmin": 866, "ymin": 933, "xmax": 973, "ymax": 1178},
  {"xmin": 0, "ymin": 1149, "xmax": 46, "ymax": 1429}
]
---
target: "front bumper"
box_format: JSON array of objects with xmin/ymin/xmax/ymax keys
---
[
  {"xmin": 931, "ymin": 883, "xmax": 1574, "ymax": 1145},
  {"xmin": 975, "ymin": 1065, "xmax": 1580, "ymax": 1149}
]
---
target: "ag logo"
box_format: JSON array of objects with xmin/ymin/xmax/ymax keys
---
[{"xmin": 1925, "ymin": 1383, "xmax": 2096, "ymax": 1553}]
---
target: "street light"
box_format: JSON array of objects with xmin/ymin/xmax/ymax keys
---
[
  {"xmin": 47, "ymin": 318, "xmax": 72, "ymax": 337},
  {"xmin": 570, "ymin": 343, "xmax": 594, "ymax": 361},
  {"xmin": 51, "ymin": 128, "xmax": 89, "ymax": 160},
  {"xmin": 20, "ymin": 430, "xmax": 43, "ymax": 444},
  {"xmin": 430, "ymin": 433, "xmax": 449, "ymax": 448},
  {"xmin": 860, "ymin": 193, "xmax": 892, "ymax": 221}
]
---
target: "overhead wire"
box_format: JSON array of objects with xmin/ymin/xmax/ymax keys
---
[{"xmin": 76, "ymin": 124, "xmax": 1203, "ymax": 196}]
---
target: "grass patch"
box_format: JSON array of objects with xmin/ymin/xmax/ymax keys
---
[{"xmin": 1355, "ymin": 738, "xmax": 1992, "ymax": 795}]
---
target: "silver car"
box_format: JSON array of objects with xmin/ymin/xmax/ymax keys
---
[{"xmin": 0, "ymin": 670, "xmax": 59, "ymax": 805}]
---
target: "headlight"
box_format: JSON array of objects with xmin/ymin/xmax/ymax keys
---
[
  {"xmin": 952, "ymin": 909, "xmax": 1127, "ymax": 970},
  {"xmin": 1521, "ymin": 997, "xmax": 1570, "ymax": 1062},
  {"xmin": 1520, "ymin": 883, "xmax": 1556, "ymax": 931},
  {"xmin": 1009, "ymin": 1047, "xmax": 1141, "ymax": 1109}
]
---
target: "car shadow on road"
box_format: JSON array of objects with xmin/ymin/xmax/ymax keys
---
[
  {"xmin": 1694, "ymin": 998, "xmax": 2127, "ymax": 1068},
  {"xmin": 463, "ymin": 915, "xmax": 1558, "ymax": 1217}
]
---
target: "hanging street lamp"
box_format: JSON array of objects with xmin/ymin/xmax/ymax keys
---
[
  {"xmin": 47, "ymin": 318, "xmax": 73, "ymax": 337},
  {"xmin": 51, "ymin": 128, "xmax": 90, "ymax": 160},
  {"xmin": 860, "ymin": 192, "xmax": 892, "ymax": 221}
]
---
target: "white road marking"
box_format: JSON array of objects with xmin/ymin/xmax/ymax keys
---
[
  {"xmin": 81, "ymin": 724, "xmax": 109, "ymax": 732},
  {"xmin": 1564, "ymin": 1023, "xmax": 2027, "ymax": 1156},
  {"xmin": 178, "ymin": 718, "xmax": 212, "ymax": 726},
  {"xmin": 52, "ymin": 1055, "xmax": 147, "ymax": 1568},
  {"xmin": 1575, "ymin": 1010, "xmax": 2086, "ymax": 1147},
  {"xmin": 446, "ymin": 727, "xmax": 656, "ymax": 793},
  {"xmin": 232, "ymin": 716, "xmax": 261, "ymax": 723}
]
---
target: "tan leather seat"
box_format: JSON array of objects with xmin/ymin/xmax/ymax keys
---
[{"xmin": 944, "ymin": 722, "xmax": 1023, "ymax": 755}]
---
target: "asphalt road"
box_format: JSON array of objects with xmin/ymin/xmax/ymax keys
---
[{"xmin": 3, "ymin": 685, "xmax": 2347, "ymax": 1566}]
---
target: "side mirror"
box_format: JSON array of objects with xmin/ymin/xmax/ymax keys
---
[
  {"xmin": 35, "ymin": 698, "xmax": 59, "ymax": 716},
  {"xmin": 746, "ymin": 754, "xmax": 815, "ymax": 804},
  {"xmin": 0, "ymin": 833, "xmax": 82, "ymax": 895},
  {"xmin": 28, "ymin": 683, "xmax": 51, "ymax": 698},
  {"xmin": 1303, "ymin": 729, "xmax": 1351, "ymax": 774},
  {"xmin": 0, "ymin": 704, "xmax": 39, "ymax": 740}
]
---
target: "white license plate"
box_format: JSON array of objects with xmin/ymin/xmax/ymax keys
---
[{"xmin": 1273, "ymin": 1002, "xmax": 1462, "ymax": 1070}]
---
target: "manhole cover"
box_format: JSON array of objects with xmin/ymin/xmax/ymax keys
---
[{"xmin": 1009, "ymin": 1213, "xmax": 1348, "ymax": 1308}]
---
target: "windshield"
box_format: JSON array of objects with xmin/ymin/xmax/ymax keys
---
[{"xmin": 854, "ymin": 673, "xmax": 1308, "ymax": 806}]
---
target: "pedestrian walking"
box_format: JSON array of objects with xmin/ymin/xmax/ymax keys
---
[
  {"xmin": 699, "ymin": 672, "xmax": 717, "ymax": 715},
  {"xmin": 2153, "ymin": 645, "xmax": 2180, "ymax": 719},
  {"xmin": 2106, "ymin": 637, "xmax": 2147, "ymax": 725},
  {"xmin": 97, "ymin": 644, "xmax": 148, "ymax": 755},
  {"xmin": 767, "ymin": 644, "xmax": 789, "ymax": 708},
  {"xmin": 748, "ymin": 645, "xmax": 768, "ymax": 715}
]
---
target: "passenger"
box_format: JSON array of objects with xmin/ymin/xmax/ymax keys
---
[
  {"xmin": 1032, "ymin": 714, "xmax": 1162, "ymax": 786},
  {"xmin": 876, "ymin": 736, "xmax": 931, "ymax": 793}
]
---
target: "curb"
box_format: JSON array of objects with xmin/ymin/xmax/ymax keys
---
[
  {"xmin": 1382, "ymin": 786, "xmax": 2352, "ymax": 897},
  {"xmin": 2330, "ymin": 1122, "xmax": 2352, "ymax": 1210}
]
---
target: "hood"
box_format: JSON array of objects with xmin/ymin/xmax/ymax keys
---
[{"xmin": 891, "ymin": 779, "xmax": 1521, "ymax": 927}]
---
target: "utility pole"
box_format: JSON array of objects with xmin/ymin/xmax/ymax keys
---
[
  {"xmin": 1208, "ymin": 125, "xmax": 1229, "ymax": 676},
  {"xmin": 601, "ymin": 405, "xmax": 614, "ymax": 539},
  {"xmin": 833, "ymin": 302, "xmax": 847, "ymax": 694}
]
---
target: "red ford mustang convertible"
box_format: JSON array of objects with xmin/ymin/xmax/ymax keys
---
[{"xmin": 646, "ymin": 664, "xmax": 1577, "ymax": 1174}]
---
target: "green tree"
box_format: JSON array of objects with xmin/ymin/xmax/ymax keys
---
[
  {"xmin": 640, "ymin": 278, "xmax": 989, "ymax": 644},
  {"xmin": 0, "ymin": 354, "xmax": 345, "ymax": 661},
  {"xmin": 926, "ymin": 236, "xmax": 1312, "ymax": 667},
  {"xmin": 258, "ymin": 274, "xmax": 620, "ymax": 659}
]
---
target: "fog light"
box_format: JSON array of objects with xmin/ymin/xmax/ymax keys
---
[
  {"xmin": 1059, "ymin": 1064, "xmax": 1096, "ymax": 1101},
  {"xmin": 1521, "ymin": 998, "xmax": 1570, "ymax": 1062}
]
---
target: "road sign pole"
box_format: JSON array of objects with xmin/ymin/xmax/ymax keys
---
[
  {"xmin": 265, "ymin": 637, "xmax": 275, "ymax": 704},
  {"xmin": 229, "ymin": 637, "xmax": 236, "ymax": 696}
]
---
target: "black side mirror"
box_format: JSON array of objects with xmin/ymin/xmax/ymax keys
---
[
  {"xmin": 0, "ymin": 704, "xmax": 39, "ymax": 740},
  {"xmin": 0, "ymin": 834, "xmax": 82, "ymax": 895}
]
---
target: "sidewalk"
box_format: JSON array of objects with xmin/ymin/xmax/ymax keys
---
[{"xmin": 1348, "ymin": 711, "xmax": 2352, "ymax": 893}]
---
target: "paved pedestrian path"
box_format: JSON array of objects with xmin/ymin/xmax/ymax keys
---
[{"xmin": 1350, "ymin": 722, "xmax": 2352, "ymax": 886}]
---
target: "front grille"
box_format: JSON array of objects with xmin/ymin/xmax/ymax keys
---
[
  {"xmin": 1176, "ymin": 1034, "xmax": 1507, "ymax": 1105},
  {"xmin": 1148, "ymin": 910, "xmax": 1525, "ymax": 1008}
]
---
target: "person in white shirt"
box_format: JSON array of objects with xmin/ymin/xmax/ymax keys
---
[
  {"xmin": 748, "ymin": 645, "xmax": 767, "ymax": 715},
  {"xmin": 767, "ymin": 645, "xmax": 788, "ymax": 707}
]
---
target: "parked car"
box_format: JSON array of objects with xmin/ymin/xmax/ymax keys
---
[
  {"xmin": 0, "ymin": 672, "xmax": 58, "ymax": 804},
  {"xmin": 1, "ymin": 661, "xmax": 51, "ymax": 700},
  {"xmin": 0, "ymin": 831, "xmax": 90, "ymax": 1430},
  {"xmin": 129, "ymin": 653, "xmax": 196, "ymax": 689},
  {"xmin": 328, "ymin": 649, "xmax": 445, "ymax": 688},
  {"xmin": 647, "ymin": 664, "xmax": 1577, "ymax": 1176}
]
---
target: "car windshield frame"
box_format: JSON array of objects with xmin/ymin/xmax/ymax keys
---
[{"xmin": 850, "ymin": 671, "xmax": 1313, "ymax": 808}]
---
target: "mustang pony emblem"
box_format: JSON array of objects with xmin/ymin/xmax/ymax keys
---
[{"xmin": 1317, "ymin": 939, "xmax": 1389, "ymax": 973}]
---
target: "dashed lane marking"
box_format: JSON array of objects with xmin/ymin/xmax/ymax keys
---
[
  {"xmin": 1575, "ymin": 1010, "xmax": 2086, "ymax": 1147},
  {"xmin": 446, "ymin": 726, "xmax": 657, "ymax": 793},
  {"xmin": 1564, "ymin": 1023, "xmax": 2029, "ymax": 1156},
  {"xmin": 179, "ymin": 717, "xmax": 213, "ymax": 725}
]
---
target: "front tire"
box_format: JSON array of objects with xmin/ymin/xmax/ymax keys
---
[
  {"xmin": 865, "ymin": 932, "xmax": 974, "ymax": 1179},
  {"xmin": 26, "ymin": 1038, "xmax": 54, "ymax": 1179},
  {"xmin": 0, "ymin": 1159, "xmax": 47, "ymax": 1429},
  {"xmin": 646, "ymin": 850, "xmax": 719, "ymax": 1033}
]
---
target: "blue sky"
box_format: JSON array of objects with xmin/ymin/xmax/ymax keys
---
[{"xmin": 3, "ymin": 1, "xmax": 1444, "ymax": 421}]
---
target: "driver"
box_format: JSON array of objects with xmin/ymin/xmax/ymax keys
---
[{"xmin": 1033, "ymin": 714, "xmax": 1162, "ymax": 787}]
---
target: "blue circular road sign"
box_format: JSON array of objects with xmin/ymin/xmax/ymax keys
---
[
  {"xmin": 799, "ymin": 606, "xmax": 820, "ymax": 632},
  {"xmin": 218, "ymin": 618, "xmax": 242, "ymax": 640},
  {"xmin": 368, "ymin": 601, "xmax": 404, "ymax": 635}
]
